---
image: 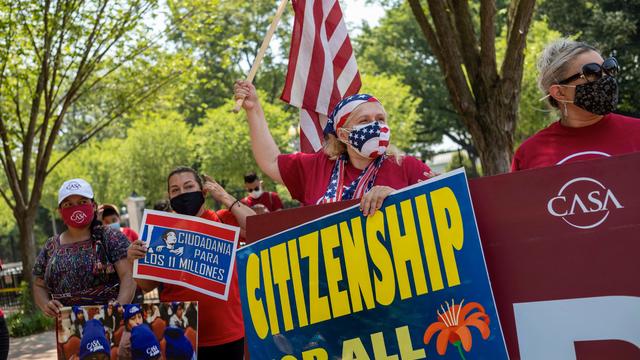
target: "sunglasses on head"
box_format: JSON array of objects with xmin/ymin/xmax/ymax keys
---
[
  {"xmin": 247, "ymin": 186, "xmax": 260, "ymax": 193},
  {"xmin": 558, "ymin": 57, "xmax": 619, "ymax": 85}
]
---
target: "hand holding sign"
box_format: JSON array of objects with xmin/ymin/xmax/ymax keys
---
[
  {"xmin": 360, "ymin": 185, "xmax": 394, "ymax": 216},
  {"xmin": 127, "ymin": 240, "xmax": 148, "ymax": 262}
]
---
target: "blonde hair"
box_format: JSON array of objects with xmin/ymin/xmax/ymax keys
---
[{"xmin": 537, "ymin": 38, "xmax": 598, "ymax": 108}]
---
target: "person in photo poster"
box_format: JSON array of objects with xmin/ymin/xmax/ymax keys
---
[
  {"xmin": 169, "ymin": 302, "xmax": 188, "ymax": 329},
  {"xmin": 130, "ymin": 324, "xmax": 161, "ymax": 360},
  {"xmin": 78, "ymin": 319, "xmax": 110, "ymax": 360},
  {"xmin": 118, "ymin": 304, "xmax": 144, "ymax": 360}
]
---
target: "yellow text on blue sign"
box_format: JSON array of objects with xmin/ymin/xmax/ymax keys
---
[{"xmin": 245, "ymin": 187, "xmax": 464, "ymax": 339}]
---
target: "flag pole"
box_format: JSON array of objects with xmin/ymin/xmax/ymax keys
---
[{"xmin": 233, "ymin": 0, "xmax": 289, "ymax": 112}]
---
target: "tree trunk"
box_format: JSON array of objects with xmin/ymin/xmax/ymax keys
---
[
  {"xmin": 466, "ymin": 150, "xmax": 481, "ymax": 177},
  {"xmin": 16, "ymin": 209, "xmax": 37, "ymax": 306},
  {"xmin": 407, "ymin": 0, "xmax": 535, "ymax": 176},
  {"xmin": 471, "ymin": 90, "xmax": 518, "ymax": 175}
]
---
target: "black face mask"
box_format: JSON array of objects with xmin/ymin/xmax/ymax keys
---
[
  {"xmin": 573, "ymin": 76, "xmax": 619, "ymax": 115},
  {"xmin": 170, "ymin": 191, "xmax": 205, "ymax": 216}
]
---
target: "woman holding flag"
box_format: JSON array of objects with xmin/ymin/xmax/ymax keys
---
[{"xmin": 234, "ymin": 81, "xmax": 435, "ymax": 214}]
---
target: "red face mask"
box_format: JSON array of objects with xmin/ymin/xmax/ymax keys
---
[{"xmin": 61, "ymin": 203, "xmax": 94, "ymax": 228}]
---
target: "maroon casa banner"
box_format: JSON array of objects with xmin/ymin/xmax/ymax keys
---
[
  {"xmin": 247, "ymin": 152, "xmax": 640, "ymax": 359},
  {"xmin": 470, "ymin": 152, "xmax": 640, "ymax": 359}
]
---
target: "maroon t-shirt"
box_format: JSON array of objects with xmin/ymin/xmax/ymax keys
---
[
  {"xmin": 512, "ymin": 113, "xmax": 640, "ymax": 171},
  {"xmin": 278, "ymin": 151, "xmax": 433, "ymax": 206},
  {"xmin": 121, "ymin": 227, "xmax": 139, "ymax": 242},
  {"xmin": 241, "ymin": 192, "xmax": 283, "ymax": 212}
]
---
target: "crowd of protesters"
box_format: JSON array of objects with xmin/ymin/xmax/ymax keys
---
[{"xmin": 27, "ymin": 37, "xmax": 640, "ymax": 360}]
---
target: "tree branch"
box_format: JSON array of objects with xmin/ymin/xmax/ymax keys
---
[
  {"xmin": 501, "ymin": 0, "xmax": 536, "ymax": 79},
  {"xmin": 11, "ymin": 85, "xmax": 25, "ymax": 143},
  {"xmin": 450, "ymin": 0, "xmax": 480, "ymax": 82},
  {"xmin": 50, "ymin": 1, "xmax": 163, "ymax": 116},
  {"xmin": 46, "ymin": 71, "xmax": 183, "ymax": 175},
  {"xmin": 412, "ymin": 0, "xmax": 476, "ymax": 118},
  {"xmin": 479, "ymin": 0, "xmax": 498, "ymax": 80},
  {"xmin": 0, "ymin": 183, "xmax": 15, "ymax": 211},
  {"xmin": 20, "ymin": 0, "xmax": 54, "ymax": 200},
  {"xmin": 0, "ymin": 114, "xmax": 27, "ymax": 209},
  {"xmin": 0, "ymin": 3, "xmax": 16, "ymax": 90},
  {"xmin": 36, "ymin": 0, "xmax": 73, "ymax": 173},
  {"xmin": 69, "ymin": 8, "xmax": 192, "ymax": 107}
]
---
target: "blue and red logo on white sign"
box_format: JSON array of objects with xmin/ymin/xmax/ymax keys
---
[{"xmin": 133, "ymin": 210, "xmax": 240, "ymax": 300}]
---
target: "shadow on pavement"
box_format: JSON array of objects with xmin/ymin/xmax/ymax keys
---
[{"xmin": 9, "ymin": 330, "xmax": 57, "ymax": 360}]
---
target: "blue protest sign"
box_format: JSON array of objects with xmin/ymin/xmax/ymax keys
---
[{"xmin": 237, "ymin": 169, "xmax": 508, "ymax": 359}]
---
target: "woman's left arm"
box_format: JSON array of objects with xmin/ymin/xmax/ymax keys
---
[{"xmin": 114, "ymin": 258, "xmax": 135, "ymax": 304}]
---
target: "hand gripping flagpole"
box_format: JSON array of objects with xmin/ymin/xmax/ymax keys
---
[{"xmin": 233, "ymin": 0, "xmax": 289, "ymax": 112}]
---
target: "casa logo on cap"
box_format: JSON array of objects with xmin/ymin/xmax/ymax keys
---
[
  {"xmin": 129, "ymin": 305, "xmax": 140, "ymax": 314},
  {"xmin": 87, "ymin": 340, "xmax": 105, "ymax": 353},
  {"xmin": 146, "ymin": 345, "xmax": 160, "ymax": 356},
  {"xmin": 547, "ymin": 177, "xmax": 623, "ymax": 229},
  {"xmin": 65, "ymin": 181, "xmax": 82, "ymax": 190}
]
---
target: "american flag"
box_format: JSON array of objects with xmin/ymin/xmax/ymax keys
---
[{"xmin": 280, "ymin": 0, "xmax": 362, "ymax": 153}]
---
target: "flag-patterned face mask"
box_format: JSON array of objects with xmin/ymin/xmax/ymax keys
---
[{"xmin": 345, "ymin": 121, "xmax": 391, "ymax": 159}]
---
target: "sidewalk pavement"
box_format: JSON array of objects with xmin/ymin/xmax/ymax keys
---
[{"xmin": 9, "ymin": 330, "xmax": 57, "ymax": 360}]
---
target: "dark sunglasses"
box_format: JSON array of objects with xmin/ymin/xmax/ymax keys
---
[
  {"xmin": 246, "ymin": 186, "xmax": 260, "ymax": 193},
  {"xmin": 558, "ymin": 57, "xmax": 619, "ymax": 85}
]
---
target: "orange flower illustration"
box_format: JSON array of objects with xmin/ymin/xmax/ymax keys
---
[{"xmin": 423, "ymin": 299, "xmax": 491, "ymax": 359}]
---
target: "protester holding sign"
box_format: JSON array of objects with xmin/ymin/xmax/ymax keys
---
[
  {"xmin": 234, "ymin": 81, "xmax": 435, "ymax": 214},
  {"xmin": 32, "ymin": 179, "xmax": 135, "ymax": 316},
  {"xmin": 127, "ymin": 167, "xmax": 254, "ymax": 359},
  {"xmin": 512, "ymin": 38, "xmax": 640, "ymax": 171}
]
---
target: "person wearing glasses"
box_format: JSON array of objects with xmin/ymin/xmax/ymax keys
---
[
  {"xmin": 234, "ymin": 81, "xmax": 435, "ymax": 215},
  {"xmin": 512, "ymin": 38, "xmax": 640, "ymax": 171},
  {"xmin": 241, "ymin": 171, "xmax": 284, "ymax": 213}
]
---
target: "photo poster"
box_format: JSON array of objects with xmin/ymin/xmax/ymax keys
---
[
  {"xmin": 56, "ymin": 301, "xmax": 198, "ymax": 360},
  {"xmin": 133, "ymin": 210, "xmax": 240, "ymax": 300},
  {"xmin": 237, "ymin": 169, "xmax": 509, "ymax": 360}
]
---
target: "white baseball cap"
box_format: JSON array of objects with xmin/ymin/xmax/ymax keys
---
[{"xmin": 58, "ymin": 178, "xmax": 94, "ymax": 205}]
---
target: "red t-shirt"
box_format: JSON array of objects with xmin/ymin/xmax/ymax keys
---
[
  {"xmin": 241, "ymin": 192, "xmax": 283, "ymax": 212},
  {"xmin": 278, "ymin": 151, "xmax": 433, "ymax": 206},
  {"xmin": 159, "ymin": 209, "xmax": 244, "ymax": 347},
  {"xmin": 512, "ymin": 113, "xmax": 640, "ymax": 171},
  {"xmin": 121, "ymin": 227, "xmax": 139, "ymax": 242}
]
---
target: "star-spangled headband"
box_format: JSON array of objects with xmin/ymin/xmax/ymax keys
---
[{"xmin": 324, "ymin": 94, "xmax": 381, "ymax": 136}]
